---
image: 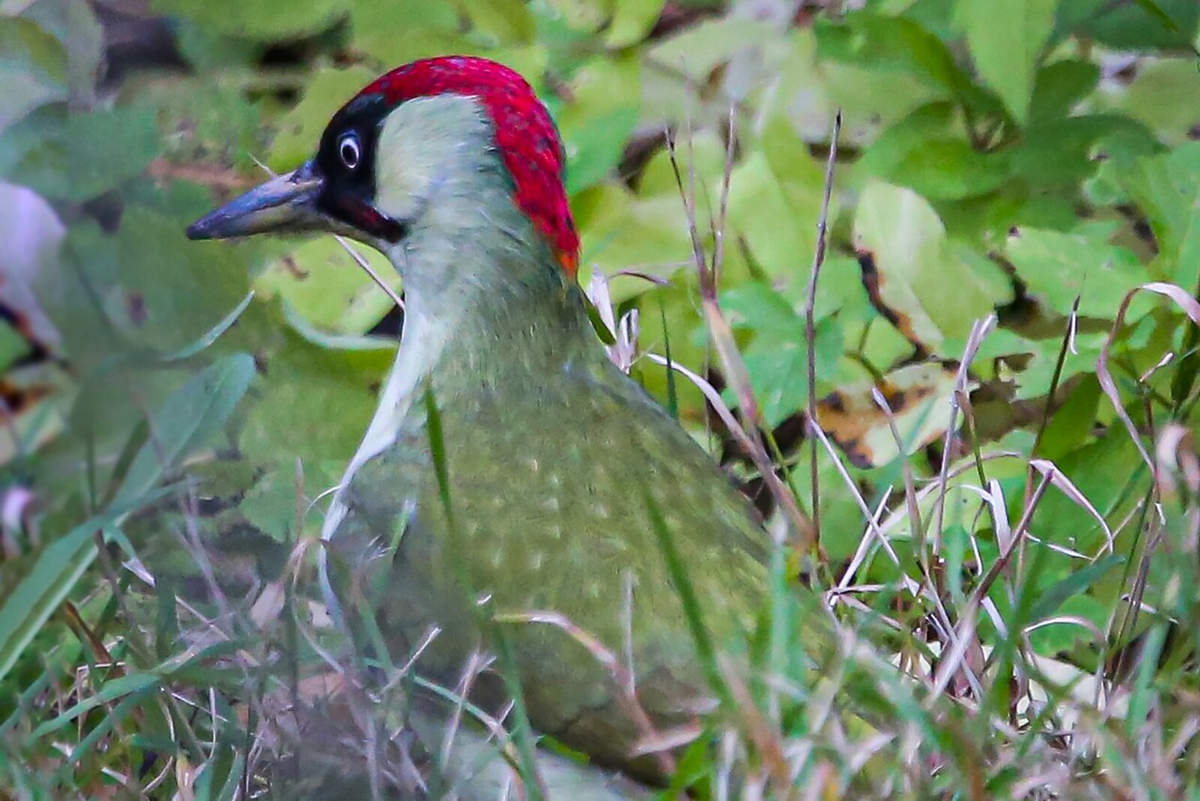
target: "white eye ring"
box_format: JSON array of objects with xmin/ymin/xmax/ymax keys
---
[{"xmin": 339, "ymin": 133, "xmax": 361, "ymax": 170}]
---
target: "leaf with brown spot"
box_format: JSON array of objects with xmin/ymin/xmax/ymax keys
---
[
  {"xmin": 0, "ymin": 363, "xmax": 71, "ymax": 465},
  {"xmin": 857, "ymin": 248, "xmax": 924, "ymax": 349},
  {"xmin": 853, "ymin": 182, "xmax": 1003, "ymax": 355},
  {"xmin": 814, "ymin": 362, "xmax": 963, "ymax": 468}
]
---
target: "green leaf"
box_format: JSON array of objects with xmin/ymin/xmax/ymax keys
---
[
  {"xmin": 542, "ymin": 0, "xmax": 609, "ymax": 33},
  {"xmin": 853, "ymin": 181, "xmax": 999, "ymax": 354},
  {"xmin": 64, "ymin": 107, "xmax": 159, "ymax": 197},
  {"xmin": 718, "ymin": 283, "xmax": 843, "ymax": 425},
  {"xmin": 1131, "ymin": 0, "xmax": 1194, "ymax": 37},
  {"xmin": 815, "ymin": 11, "xmax": 998, "ymax": 114},
  {"xmin": 971, "ymin": 328, "xmax": 1107, "ymax": 400},
  {"xmin": 887, "ymin": 137, "xmax": 1009, "ymax": 199},
  {"xmin": 239, "ymin": 468, "xmax": 301, "ymax": 542},
  {"xmin": 727, "ymin": 115, "xmax": 831, "ymax": 280},
  {"xmin": 1036, "ymin": 376, "xmax": 1102, "ymax": 460},
  {"xmin": 239, "ymin": 327, "xmax": 392, "ymax": 466},
  {"xmin": 0, "ymin": 321, "xmax": 29, "ymax": 372},
  {"xmin": 557, "ymin": 53, "xmax": 640, "ymax": 195},
  {"xmin": 1004, "ymin": 226, "xmax": 1149, "ymax": 319},
  {"xmin": 19, "ymin": 0, "xmax": 103, "ymax": 105},
  {"xmin": 1026, "ymin": 593, "xmax": 1108, "ymax": 656},
  {"xmin": 605, "ymin": 0, "xmax": 666, "ymax": 47},
  {"xmin": 1028, "ymin": 554, "xmax": 1124, "ymax": 623},
  {"xmin": 957, "ymin": 0, "xmax": 1057, "ymax": 123},
  {"xmin": 856, "ymin": 102, "xmax": 956, "ymax": 182},
  {"xmin": 739, "ymin": 318, "xmax": 842, "ymax": 427},
  {"xmin": 133, "ymin": 77, "xmax": 263, "ymax": 171},
  {"xmin": 1116, "ymin": 142, "xmax": 1200, "ymax": 290},
  {"xmin": 575, "ymin": 186, "xmax": 690, "ymax": 283},
  {"xmin": 1009, "ymin": 115, "xmax": 1158, "ymax": 188},
  {"xmin": 255, "ymin": 239, "xmax": 398, "ymax": 336},
  {"xmin": 458, "ymin": 0, "xmax": 535, "ymax": 44},
  {"xmin": 564, "ymin": 106, "xmax": 638, "ymax": 194},
  {"xmin": 0, "ymin": 18, "xmax": 66, "ymax": 131},
  {"xmin": 721, "ymin": 282, "xmax": 808, "ymax": 334},
  {"xmin": 6, "ymin": 106, "xmax": 161, "ymax": 201},
  {"xmin": 111, "ymin": 207, "xmax": 254, "ymax": 357},
  {"xmin": 163, "ymin": 291, "xmax": 256, "ymax": 362},
  {"xmin": 1105, "ymin": 58, "xmax": 1200, "ymax": 147},
  {"xmin": 1031, "ymin": 426, "xmax": 1145, "ymax": 556},
  {"xmin": 647, "ymin": 16, "xmax": 777, "ymax": 83},
  {"xmin": 151, "ymin": 0, "xmax": 348, "ymax": 40},
  {"xmin": 1055, "ymin": 0, "xmax": 1200, "ymax": 51},
  {"xmin": 1028, "ymin": 59, "xmax": 1099, "ymax": 124},
  {"xmin": 349, "ymin": 0, "xmax": 471, "ymax": 66},
  {"xmin": 115, "ymin": 353, "xmax": 257, "ymax": 506}
]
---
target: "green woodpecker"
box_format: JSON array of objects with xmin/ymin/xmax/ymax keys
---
[{"xmin": 188, "ymin": 56, "xmax": 769, "ymax": 785}]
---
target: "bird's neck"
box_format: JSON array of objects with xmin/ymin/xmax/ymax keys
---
[
  {"xmin": 392, "ymin": 234, "xmax": 595, "ymax": 393},
  {"xmin": 378, "ymin": 153, "xmax": 598, "ymax": 390},
  {"xmin": 401, "ymin": 279, "xmax": 596, "ymax": 404},
  {"xmin": 332, "ymin": 221, "xmax": 592, "ymax": 521}
]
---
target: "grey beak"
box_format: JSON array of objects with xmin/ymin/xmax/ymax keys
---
[{"xmin": 186, "ymin": 161, "xmax": 325, "ymax": 240}]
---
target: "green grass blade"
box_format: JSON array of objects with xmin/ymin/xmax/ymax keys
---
[{"xmin": 162, "ymin": 291, "xmax": 256, "ymax": 362}]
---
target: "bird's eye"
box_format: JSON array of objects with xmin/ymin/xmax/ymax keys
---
[{"xmin": 339, "ymin": 133, "xmax": 361, "ymax": 170}]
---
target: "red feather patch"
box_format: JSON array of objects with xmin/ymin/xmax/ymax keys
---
[{"xmin": 355, "ymin": 57, "xmax": 580, "ymax": 278}]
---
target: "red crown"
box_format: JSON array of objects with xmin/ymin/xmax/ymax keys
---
[{"xmin": 354, "ymin": 57, "xmax": 580, "ymax": 277}]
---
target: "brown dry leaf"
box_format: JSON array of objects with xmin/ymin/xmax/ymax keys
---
[{"xmin": 814, "ymin": 362, "xmax": 962, "ymax": 468}]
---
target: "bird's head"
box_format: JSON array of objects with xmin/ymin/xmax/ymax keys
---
[{"xmin": 187, "ymin": 56, "xmax": 580, "ymax": 280}]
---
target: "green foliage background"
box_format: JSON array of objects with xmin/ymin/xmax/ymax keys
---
[{"xmin": 1, "ymin": 0, "xmax": 1199, "ymax": 797}]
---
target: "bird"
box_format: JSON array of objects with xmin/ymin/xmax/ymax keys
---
[{"xmin": 187, "ymin": 56, "xmax": 772, "ymax": 790}]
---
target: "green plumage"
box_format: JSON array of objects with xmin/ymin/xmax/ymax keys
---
[{"xmin": 335, "ymin": 270, "xmax": 768, "ymax": 780}]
